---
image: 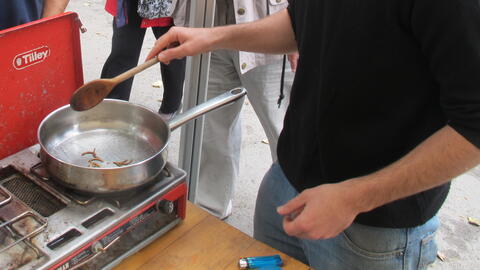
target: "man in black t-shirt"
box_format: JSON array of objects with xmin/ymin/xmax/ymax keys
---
[
  {"xmin": 0, "ymin": 0, "xmax": 69, "ymax": 31},
  {"xmin": 146, "ymin": 0, "xmax": 480, "ymax": 268}
]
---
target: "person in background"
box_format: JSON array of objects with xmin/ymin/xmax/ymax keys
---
[
  {"xmin": 195, "ymin": 0, "xmax": 297, "ymax": 219},
  {"xmin": 101, "ymin": 0, "xmax": 188, "ymax": 120},
  {"xmin": 0, "ymin": 0, "xmax": 70, "ymax": 30},
  {"xmin": 146, "ymin": 0, "xmax": 480, "ymax": 269}
]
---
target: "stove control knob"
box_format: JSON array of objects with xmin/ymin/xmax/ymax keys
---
[
  {"xmin": 92, "ymin": 241, "xmax": 104, "ymax": 253},
  {"xmin": 156, "ymin": 200, "xmax": 175, "ymax": 215}
]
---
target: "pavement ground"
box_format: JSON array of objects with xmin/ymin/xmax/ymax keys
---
[{"xmin": 69, "ymin": 1, "xmax": 479, "ymax": 269}]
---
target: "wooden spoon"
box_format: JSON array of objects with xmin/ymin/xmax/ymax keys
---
[{"xmin": 70, "ymin": 57, "xmax": 159, "ymax": 111}]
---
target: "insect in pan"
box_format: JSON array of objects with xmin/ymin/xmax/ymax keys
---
[{"xmin": 81, "ymin": 149, "xmax": 133, "ymax": 168}]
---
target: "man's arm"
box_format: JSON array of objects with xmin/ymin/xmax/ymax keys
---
[
  {"xmin": 42, "ymin": 0, "xmax": 70, "ymax": 18},
  {"xmin": 278, "ymin": 125, "xmax": 480, "ymax": 239},
  {"xmin": 146, "ymin": 9, "xmax": 297, "ymax": 63}
]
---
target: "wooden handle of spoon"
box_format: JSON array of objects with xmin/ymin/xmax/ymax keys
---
[{"xmin": 112, "ymin": 57, "xmax": 160, "ymax": 84}]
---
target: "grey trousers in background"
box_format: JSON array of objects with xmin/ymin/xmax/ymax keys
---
[{"xmin": 195, "ymin": 48, "xmax": 294, "ymax": 218}]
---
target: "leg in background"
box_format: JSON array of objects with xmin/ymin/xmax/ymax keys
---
[
  {"xmin": 152, "ymin": 26, "xmax": 186, "ymax": 115},
  {"xmin": 239, "ymin": 58, "xmax": 293, "ymax": 161},
  {"xmin": 195, "ymin": 49, "xmax": 243, "ymax": 219},
  {"xmin": 101, "ymin": 9, "xmax": 146, "ymax": 101}
]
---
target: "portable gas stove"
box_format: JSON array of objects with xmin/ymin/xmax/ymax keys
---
[
  {"xmin": 0, "ymin": 145, "xmax": 187, "ymax": 270},
  {"xmin": 0, "ymin": 12, "xmax": 187, "ymax": 270}
]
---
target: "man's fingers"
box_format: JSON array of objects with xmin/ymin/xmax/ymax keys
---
[
  {"xmin": 290, "ymin": 61, "xmax": 297, "ymax": 72},
  {"xmin": 146, "ymin": 31, "xmax": 177, "ymax": 60},
  {"xmin": 282, "ymin": 215, "xmax": 302, "ymax": 236},
  {"xmin": 277, "ymin": 193, "xmax": 306, "ymax": 216},
  {"xmin": 157, "ymin": 45, "xmax": 187, "ymax": 63},
  {"xmin": 282, "ymin": 212, "xmax": 333, "ymax": 239},
  {"xmin": 279, "ymin": 197, "xmax": 306, "ymax": 237},
  {"xmin": 282, "ymin": 211, "xmax": 312, "ymax": 237},
  {"xmin": 287, "ymin": 53, "xmax": 299, "ymax": 72},
  {"xmin": 146, "ymin": 43, "xmax": 164, "ymax": 61}
]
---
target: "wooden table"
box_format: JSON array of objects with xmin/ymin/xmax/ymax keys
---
[{"xmin": 113, "ymin": 202, "xmax": 310, "ymax": 270}]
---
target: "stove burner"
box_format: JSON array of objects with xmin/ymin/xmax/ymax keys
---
[
  {"xmin": 0, "ymin": 223, "xmax": 41, "ymax": 270},
  {"xmin": 0, "ymin": 187, "xmax": 12, "ymax": 207},
  {"xmin": 31, "ymin": 162, "xmax": 171, "ymax": 208},
  {"xmin": 0, "ymin": 212, "xmax": 47, "ymax": 254},
  {"xmin": 1, "ymin": 169, "xmax": 66, "ymax": 217},
  {"xmin": 0, "ymin": 212, "xmax": 46, "ymax": 270},
  {"xmin": 30, "ymin": 162, "xmax": 176, "ymax": 209}
]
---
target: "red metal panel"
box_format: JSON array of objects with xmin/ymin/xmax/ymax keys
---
[
  {"xmin": 164, "ymin": 182, "xmax": 188, "ymax": 219},
  {"xmin": 0, "ymin": 12, "xmax": 84, "ymax": 159}
]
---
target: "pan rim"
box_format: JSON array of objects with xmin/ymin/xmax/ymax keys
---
[{"xmin": 37, "ymin": 99, "xmax": 170, "ymax": 171}]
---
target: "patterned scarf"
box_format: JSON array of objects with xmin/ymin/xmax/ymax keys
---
[{"xmin": 137, "ymin": 0, "xmax": 174, "ymax": 19}]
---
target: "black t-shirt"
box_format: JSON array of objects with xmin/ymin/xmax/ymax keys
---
[{"xmin": 279, "ymin": 0, "xmax": 480, "ymax": 228}]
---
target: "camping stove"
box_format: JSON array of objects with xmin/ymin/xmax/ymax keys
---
[{"xmin": 0, "ymin": 145, "xmax": 187, "ymax": 270}]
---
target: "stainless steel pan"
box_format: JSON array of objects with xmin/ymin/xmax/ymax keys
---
[{"xmin": 37, "ymin": 88, "xmax": 246, "ymax": 195}]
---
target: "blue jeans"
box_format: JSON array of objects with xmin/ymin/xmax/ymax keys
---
[{"xmin": 254, "ymin": 163, "xmax": 439, "ymax": 270}]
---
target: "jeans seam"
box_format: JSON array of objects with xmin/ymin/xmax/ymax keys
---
[
  {"xmin": 299, "ymin": 239, "xmax": 311, "ymax": 266},
  {"xmin": 403, "ymin": 228, "xmax": 409, "ymax": 270}
]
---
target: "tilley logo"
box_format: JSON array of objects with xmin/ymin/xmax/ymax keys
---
[{"xmin": 13, "ymin": 46, "xmax": 50, "ymax": 70}]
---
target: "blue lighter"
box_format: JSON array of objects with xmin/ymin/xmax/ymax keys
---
[{"xmin": 238, "ymin": 255, "xmax": 283, "ymax": 269}]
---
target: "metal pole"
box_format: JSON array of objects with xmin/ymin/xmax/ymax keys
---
[{"xmin": 179, "ymin": 0, "xmax": 216, "ymax": 202}]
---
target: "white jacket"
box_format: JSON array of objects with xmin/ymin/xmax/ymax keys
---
[
  {"xmin": 171, "ymin": 0, "xmax": 189, "ymax": 27},
  {"xmin": 232, "ymin": 0, "xmax": 289, "ymax": 73}
]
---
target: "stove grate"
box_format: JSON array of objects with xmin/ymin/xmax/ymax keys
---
[
  {"xmin": 0, "ymin": 216, "xmax": 44, "ymax": 269},
  {"xmin": 0, "ymin": 187, "xmax": 11, "ymax": 207},
  {"xmin": 2, "ymin": 173, "xmax": 66, "ymax": 217}
]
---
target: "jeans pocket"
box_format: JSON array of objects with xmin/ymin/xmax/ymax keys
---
[
  {"xmin": 418, "ymin": 233, "xmax": 438, "ymax": 269},
  {"xmin": 341, "ymin": 224, "xmax": 405, "ymax": 260}
]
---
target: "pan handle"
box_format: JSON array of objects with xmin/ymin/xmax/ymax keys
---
[{"xmin": 168, "ymin": 88, "xmax": 247, "ymax": 131}]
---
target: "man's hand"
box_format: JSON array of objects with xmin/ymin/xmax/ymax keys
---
[
  {"xmin": 277, "ymin": 126, "xmax": 480, "ymax": 240},
  {"xmin": 146, "ymin": 9, "xmax": 297, "ymax": 64},
  {"xmin": 287, "ymin": 52, "xmax": 299, "ymax": 72},
  {"xmin": 146, "ymin": 27, "xmax": 220, "ymax": 64},
  {"xmin": 277, "ymin": 180, "xmax": 364, "ymax": 240}
]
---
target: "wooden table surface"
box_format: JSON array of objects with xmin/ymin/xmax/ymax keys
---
[{"xmin": 113, "ymin": 202, "xmax": 310, "ymax": 270}]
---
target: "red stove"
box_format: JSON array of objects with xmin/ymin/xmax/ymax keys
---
[
  {"xmin": 0, "ymin": 13, "xmax": 187, "ymax": 270},
  {"xmin": 0, "ymin": 146, "xmax": 187, "ymax": 270}
]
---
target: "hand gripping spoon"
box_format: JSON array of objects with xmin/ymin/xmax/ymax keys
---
[{"xmin": 70, "ymin": 57, "xmax": 159, "ymax": 111}]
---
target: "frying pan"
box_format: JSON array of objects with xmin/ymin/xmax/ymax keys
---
[{"xmin": 37, "ymin": 88, "xmax": 246, "ymax": 195}]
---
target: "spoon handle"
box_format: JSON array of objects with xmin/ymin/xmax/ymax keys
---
[{"xmin": 113, "ymin": 57, "xmax": 159, "ymax": 84}]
